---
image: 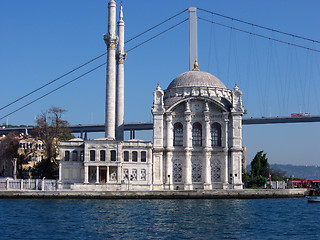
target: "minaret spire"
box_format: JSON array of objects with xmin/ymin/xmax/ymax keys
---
[
  {"xmin": 115, "ymin": 1, "xmax": 127, "ymax": 140},
  {"xmin": 104, "ymin": 0, "xmax": 118, "ymax": 139}
]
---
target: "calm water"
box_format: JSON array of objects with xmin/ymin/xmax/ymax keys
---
[{"xmin": 0, "ymin": 198, "xmax": 319, "ymax": 239}]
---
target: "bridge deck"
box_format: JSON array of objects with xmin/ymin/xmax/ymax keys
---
[{"xmin": 1, "ymin": 116, "xmax": 319, "ymax": 135}]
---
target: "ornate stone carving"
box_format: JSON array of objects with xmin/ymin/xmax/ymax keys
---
[
  {"xmin": 211, "ymin": 159, "xmax": 221, "ymax": 182},
  {"xmin": 104, "ymin": 33, "xmax": 119, "ymax": 49},
  {"xmin": 140, "ymin": 169, "xmax": 146, "ymax": 180},
  {"xmin": 110, "ymin": 169, "xmax": 117, "ymax": 181},
  {"xmin": 192, "ymin": 160, "xmax": 202, "ymax": 182},
  {"xmin": 116, "ymin": 49, "xmax": 127, "ymax": 64},
  {"xmin": 131, "ymin": 169, "xmax": 137, "ymax": 180},
  {"xmin": 173, "ymin": 160, "xmax": 182, "ymax": 183}
]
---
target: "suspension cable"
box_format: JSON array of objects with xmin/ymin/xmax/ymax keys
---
[
  {"xmin": 0, "ymin": 18, "xmax": 189, "ymax": 120},
  {"xmin": 127, "ymin": 18, "xmax": 188, "ymax": 52},
  {"xmin": 0, "ymin": 62, "xmax": 106, "ymax": 122},
  {"xmin": 198, "ymin": 8, "xmax": 320, "ymax": 44},
  {"xmin": 0, "ymin": 52, "xmax": 107, "ymax": 112},
  {"xmin": 125, "ymin": 8, "xmax": 188, "ymax": 44},
  {"xmin": 1, "ymin": 9, "xmax": 188, "ymax": 113},
  {"xmin": 198, "ymin": 17, "xmax": 320, "ymax": 53}
]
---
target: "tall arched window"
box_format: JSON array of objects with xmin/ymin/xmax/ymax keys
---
[
  {"xmin": 100, "ymin": 150, "xmax": 106, "ymax": 161},
  {"xmin": 192, "ymin": 122, "xmax": 202, "ymax": 146},
  {"xmin": 141, "ymin": 151, "xmax": 146, "ymax": 162},
  {"xmin": 132, "ymin": 151, "xmax": 138, "ymax": 162},
  {"xmin": 110, "ymin": 150, "xmax": 116, "ymax": 161},
  {"xmin": 211, "ymin": 122, "xmax": 221, "ymax": 147},
  {"xmin": 173, "ymin": 122, "xmax": 183, "ymax": 146},
  {"xmin": 72, "ymin": 151, "xmax": 78, "ymax": 161},
  {"xmin": 90, "ymin": 150, "xmax": 95, "ymax": 161},
  {"xmin": 65, "ymin": 151, "xmax": 70, "ymax": 161}
]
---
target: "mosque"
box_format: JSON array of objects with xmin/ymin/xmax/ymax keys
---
[{"xmin": 58, "ymin": 0, "xmax": 244, "ymax": 191}]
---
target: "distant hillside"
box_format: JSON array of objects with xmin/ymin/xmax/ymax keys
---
[{"xmin": 246, "ymin": 164, "xmax": 320, "ymax": 180}]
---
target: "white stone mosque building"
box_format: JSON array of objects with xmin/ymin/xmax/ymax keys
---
[{"xmin": 58, "ymin": 0, "xmax": 244, "ymax": 191}]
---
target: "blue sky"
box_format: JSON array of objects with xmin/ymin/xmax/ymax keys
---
[{"xmin": 1, "ymin": 0, "xmax": 319, "ymax": 166}]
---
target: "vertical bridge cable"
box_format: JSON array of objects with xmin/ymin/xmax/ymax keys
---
[{"xmin": 198, "ymin": 8, "xmax": 320, "ymax": 44}]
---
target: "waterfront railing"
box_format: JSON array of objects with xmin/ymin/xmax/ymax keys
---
[{"xmin": 0, "ymin": 178, "xmax": 57, "ymax": 191}]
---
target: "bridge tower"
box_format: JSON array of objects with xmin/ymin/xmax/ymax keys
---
[{"xmin": 188, "ymin": 7, "xmax": 198, "ymax": 71}]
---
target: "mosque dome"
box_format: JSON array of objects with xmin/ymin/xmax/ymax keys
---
[{"xmin": 167, "ymin": 70, "xmax": 226, "ymax": 90}]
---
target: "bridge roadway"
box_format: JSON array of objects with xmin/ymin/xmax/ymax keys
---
[{"xmin": 1, "ymin": 116, "xmax": 320, "ymax": 136}]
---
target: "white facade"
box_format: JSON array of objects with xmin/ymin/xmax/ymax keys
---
[{"xmin": 58, "ymin": 1, "xmax": 244, "ymax": 190}]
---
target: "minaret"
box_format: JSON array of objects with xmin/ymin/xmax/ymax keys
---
[
  {"xmin": 116, "ymin": 3, "xmax": 126, "ymax": 140},
  {"xmin": 104, "ymin": 0, "xmax": 118, "ymax": 139}
]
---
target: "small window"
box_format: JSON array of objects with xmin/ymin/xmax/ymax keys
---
[
  {"xmin": 124, "ymin": 151, "xmax": 129, "ymax": 162},
  {"xmin": 141, "ymin": 151, "xmax": 146, "ymax": 162},
  {"xmin": 72, "ymin": 151, "xmax": 77, "ymax": 161},
  {"xmin": 65, "ymin": 151, "xmax": 70, "ymax": 161},
  {"xmin": 90, "ymin": 150, "xmax": 95, "ymax": 161},
  {"xmin": 80, "ymin": 151, "xmax": 84, "ymax": 161},
  {"xmin": 100, "ymin": 150, "xmax": 106, "ymax": 161},
  {"xmin": 132, "ymin": 151, "xmax": 137, "ymax": 162},
  {"xmin": 111, "ymin": 150, "xmax": 116, "ymax": 161}
]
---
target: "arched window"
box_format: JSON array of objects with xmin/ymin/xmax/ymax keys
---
[
  {"xmin": 72, "ymin": 151, "xmax": 78, "ymax": 161},
  {"xmin": 65, "ymin": 151, "xmax": 70, "ymax": 161},
  {"xmin": 100, "ymin": 150, "xmax": 106, "ymax": 161},
  {"xmin": 141, "ymin": 151, "xmax": 146, "ymax": 162},
  {"xmin": 132, "ymin": 151, "xmax": 138, "ymax": 162},
  {"xmin": 110, "ymin": 150, "xmax": 116, "ymax": 161},
  {"xmin": 192, "ymin": 122, "xmax": 202, "ymax": 146},
  {"xmin": 90, "ymin": 150, "xmax": 95, "ymax": 161},
  {"xmin": 173, "ymin": 122, "xmax": 183, "ymax": 146},
  {"xmin": 124, "ymin": 151, "xmax": 129, "ymax": 162},
  {"xmin": 211, "ymin": 123, "xmax": 221, "ymax": 147}
]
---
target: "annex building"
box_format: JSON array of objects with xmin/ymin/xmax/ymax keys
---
[{"xmin": 58, "ymin": 0, "xmax": 244, "ymax": 191}]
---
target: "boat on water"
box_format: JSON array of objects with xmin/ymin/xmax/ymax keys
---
[{"xmin": 307, "ymin": 196, "xmax": 320, "ymax": 202}]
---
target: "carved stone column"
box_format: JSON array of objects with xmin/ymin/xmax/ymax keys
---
[
  {"xmin": 166, "ymin": 151, "xmax": 173, "ymax": 190},
  {"xmin": 203, "ymin": 108, "xmax": 211, "ymax": 189},
  {"xmin": 184, "ymin": 150, "xmax": 192, "ymax": 190},
  {"xmin": 96, "ymin": 166, "xmax": 100, "ymax": 184},
  {"xmin": 203, "ymin": 150, "xmax": 211, "ymax": 190},
  {"xmin": 166, "ymin": 114, "xmax": 173, "ymax": 148},
  {"xmin": 84, "ymin": 165, "xmax": 89, "ymax": 184}
]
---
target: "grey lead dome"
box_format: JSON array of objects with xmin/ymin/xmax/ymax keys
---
[{"xmin": 167, "ymin": 70, "xmax": 226, "ymax": 89}]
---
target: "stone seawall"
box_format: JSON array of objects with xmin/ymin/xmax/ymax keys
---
[{"xmin": 0, "ymin": 189, "xmax": 307, "ymax": 199}]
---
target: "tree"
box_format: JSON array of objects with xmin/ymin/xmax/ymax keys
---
[
  {"xmin": 0, "ymin": 132, "xmax": 32, "ymax": 179},
  {"xmin": 251, "ymin": 151, "xmax": 269, "ymax": 178},
  {"xmin": 246, "ymin": 151, "xmax": 270, "ymax": 188},
  {"xmin": 31, "ymin": 107, "xmax": 73, "ymax": 179}
]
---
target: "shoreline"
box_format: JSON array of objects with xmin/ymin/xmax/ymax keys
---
[{"xmin": 0, "ymin": 189, "xmax": 307, "ymax": 199}]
